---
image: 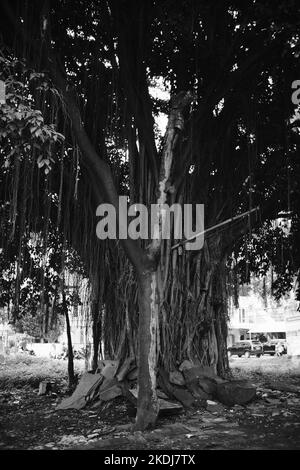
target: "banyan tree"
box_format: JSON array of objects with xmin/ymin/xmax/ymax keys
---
[{"xmin": 0, "ymin": 0, "xmax": 300, "ymax": 429}]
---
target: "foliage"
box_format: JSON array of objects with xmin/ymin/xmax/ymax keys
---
[
  {"xmin": 0, "ymin": 54, "xmax": 64, "ymax": 173},
  {"xmin": 232, "ymin": 219, "xmax": 299, "ymax": 300}
]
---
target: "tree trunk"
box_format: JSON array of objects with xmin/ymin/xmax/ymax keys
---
[
  {"xmin": 49, "ymin": 64, "xmax": 193, "ymax": 428},
  {"xmin": 135, "ymin": 270, "xmax": 159, "ymax": 430}
]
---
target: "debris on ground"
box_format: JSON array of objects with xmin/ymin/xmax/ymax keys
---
[
  {"xmin": 2, "ymin": 356, "xmax": 300, "ymax": 450},
  {"xmin": 55, "ymin": 359, "xmax": 258, "ymax": 415},
  {"xmin": 1, "ymin": 375, "xmax": 300, "ymax": 449}
]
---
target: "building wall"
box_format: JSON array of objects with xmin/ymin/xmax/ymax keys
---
[
  {"xmin": 228, "ymin": 287, "xmax": 299, "ymax": 354},
  {"xmin": 286, "ymin": 314, "xmax": 300, "ymax": 356}
]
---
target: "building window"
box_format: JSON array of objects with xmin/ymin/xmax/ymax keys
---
[{"xmin": 239, "ymin": 308, "xmax": 245, "ymax": 323}]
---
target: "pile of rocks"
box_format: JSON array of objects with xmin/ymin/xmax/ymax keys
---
[{"xmin": 54, "ymin": 358, "xmax": 257, "ymax": 415}]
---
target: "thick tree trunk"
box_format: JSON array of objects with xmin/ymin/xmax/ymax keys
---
[
  {"xmin": 50, "ymin": 64, "xmax": 193, "ymax": 428},
  {"xmin": 135, "ymin": 270, "xmax": 159, "ymax": 430}
]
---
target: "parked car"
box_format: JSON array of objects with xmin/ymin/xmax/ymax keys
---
[
  {"xmin": 263, "ymin": 340, "xmax": 287, "ymax": 356},
  {"xmin": 227, "ymin": 340, "xmax": 263, "ymax": 358},
  {"xmin": 262, "ymin": 342, "xmax": 276, "ymax": 356}
]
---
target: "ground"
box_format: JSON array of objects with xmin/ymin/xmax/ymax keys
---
[{"xmin": 0, "ymin": 354, "xmax": 300, "ymax": 450}]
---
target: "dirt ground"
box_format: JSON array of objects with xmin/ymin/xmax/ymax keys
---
[{"xmin": 0, "ymin": 355, "xmax": 300, "ymax": 450}]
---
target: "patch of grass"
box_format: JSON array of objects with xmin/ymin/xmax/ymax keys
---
[
  {"xmin": 230, "ymin": 356, "xmax": 300, "ymax": 384},
  {"xmin": 0, "ymin": 355, "xmax": 85, "ymax": 389}
]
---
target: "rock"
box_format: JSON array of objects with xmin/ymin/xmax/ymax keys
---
[
  {"xmin": 216, "ymin": 380, "xmax": 256, "ymax": 406},
  {"xmin": 98, "ymin": 380, "xmax": 122, "ymax": 401},
  {"xmin": 56, "ymin": 372, "xmax": 103, "ymax": 410},
  {"xmin": 207, "ymin": 400, "xmax": 217, "ymax": 405},
  {"xmin": 165, "ymin": 388, "xmax": 195, "ymax": 408},
  {"xmin": 183, "ymin": 365, "xmax": 218, "ymax": 383},
  {"xmin": 161, "ymin": 423, "xmax": 193, "ymax": 436},
  {"xmin": 198, "ymin": 377, "xmax": 217, "ymax": 396},
  {"xmin": 169, "ymin": 370, "xmax": 185, "ymax": 386},
  {"xmin": 186, "ymin": 379, "xmax": 211, "ymax": 400},
  {"xmin": 97, "ymin": 359, "xmax": 119, "ymax": 372},
  {"xmin": 158, "ymin": 368, "xmax": 195, "ymax": 408},
  {"xmin": 130, "ymin": 389, "xmax": 183, "ymax": 413},
  {"xmin": 178, "ymin": 360, "xmax": 194, "ymax": 372},
  {"xmin": 38, "ymin": 381, "xmax": 51, "ymax": 396},
  {"xmin": 101, "ymin": 363, "xmax": 118, "ymax": 381}
]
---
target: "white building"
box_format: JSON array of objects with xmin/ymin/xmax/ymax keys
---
[{"xmin": 228, "ymin": 287, "xmax": 300, "ymax": 355}]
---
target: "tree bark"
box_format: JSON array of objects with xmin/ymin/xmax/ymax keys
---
[{"xmin": 135, "ymin": 270, "xmax": 159, "ymax": 429}]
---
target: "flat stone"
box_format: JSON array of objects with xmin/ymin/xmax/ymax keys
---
[
  {"xmin": 179, "ymin": 360, "xmax": 194, "ymax": 371},
  {"xmin": 169, "ymin": 423, "xmax": 192, "ymax": 433},
  {"xmin": 130, "ymin": 389, "xmax": 183, "ymax": 412},
  {"xmin": 186, "ymin": 379, "xmax": 211, "ymax": 400},
  {"xmin": 198, "ymin": 377, "xmax": 217, "ymax": 396},
  {"xmin": 169, "ymin": 370, "xmax": 185, "ymax": 386},
  {"xmin": 56, "ymin": 372, "xmax": 103, "ymax": 410},
  {"xmin": 98, "ymin": 378, "xmax": 122, "ymax": 401},
  {"xmin": 183, "ymin": 365, "xmax": 217, "ymax": 382},
  {"xmin": 100, "ymin": 363, "xmax": 118, "ymax": 380}
]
